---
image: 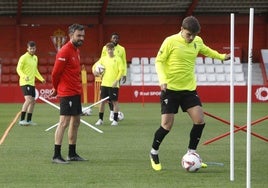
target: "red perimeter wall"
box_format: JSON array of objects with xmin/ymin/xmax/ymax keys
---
[
  {"xmin": 0, "ymin": 15, "xmax": 267, "ymax": 62},
  {"xmin": 1, "ymin": 85, "xmax": 268, "ymax": 103},
  {"xmin": 0, "ymin": 15, "xmax": 268, "ymax": 103}
]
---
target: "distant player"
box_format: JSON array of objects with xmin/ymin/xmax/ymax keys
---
[
  {"xmin": 16, "ymin": 41, "xmax": 46, "ymax": 126},
  {"xmin": 100, "ymin": 33, "xmax": 127, "ymax": 121},
  {"xmin": 93, "ymin": 42, "xmax": 124, "ymax": 126}
]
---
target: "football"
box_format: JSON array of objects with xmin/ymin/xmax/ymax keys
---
[
  {"xmin": 181, "ymin": 152, "xmax": 202, "ymax": 172},
  {"xmin": 109, "ymin": 111, "xmax": 124, "ymax": 121},
  {"xmin": 95, "ymin": 64, "xmax": 105, "ymax": 75},
  {"xmin": 118, "ymin": 111, "xmax": 124, "ymax": 121},
  {"xmin": 81, "ymin": 107, "xmax": 92, "ymax": 116}
]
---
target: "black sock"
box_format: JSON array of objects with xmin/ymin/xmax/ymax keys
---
[
  {"xmin": 53, "ymin": 145, "xmax": 62, "ymax": 159},
  {"xmin": 21, "ymin": 111, "xmax": 26, "ymax": 121},
  {"xmin": 69, "ymin": 144, "xmax": 76, "ymax": 157},
  {"xmin": 152, "ymin": 126, "xmax": 169, "ymax": 150},
  {"xmin": 188, "ymin": 123, "xmax": 205, "ymax": 150},
  {"xmin": 108, "ymin": 102, "xmax": 113, "ymax": 111},
  {"xmin": 114, "ymin": 112, "xmax": 118, "ymax": 121},
  {"xmin": 26, "ymin": 113, "xmax": 32, "ymax": 122},
  {"xmin": 99, "ymin": 112, "xmax": 104, "ymax": 120}
]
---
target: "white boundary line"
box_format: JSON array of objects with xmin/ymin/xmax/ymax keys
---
[{"xmin": 39, "ymin": 96, "xmax": 103, "ymax": 133}]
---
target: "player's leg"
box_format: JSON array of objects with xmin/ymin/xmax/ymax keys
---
[
  {"xmin": 150, "ymin": 114, "xmax": 174, "ymax": 171},
  {"xmin": 95, "ymin": 86, "xmax": 107, "ymax": 125},
  {"xmin": 110, "ymin": 87, "xmax": 119, "ymax": 126},
  {"xmin": 111, "ymin": 100, "xmax": 119, "ymax": 126},
  {"xmin": 108, "ymin": 101, "xmax": 114, "ymax": 121},
  {"xmin": 186, "ymin": 105, "xmax": 205, "ymax": 151},
  {"xmin": 66, "ymin": 95, "xmax": 86, "ymax": 161},
  {"xmin": 149, "ymin": 89, "xmax": 178, "ymax": 171},
  {"xmin": 53, "ymin": 115, "xmax": 70, "ymax": 164},
  {"xmin": 19, "ymin": 85, "xmax": 32, "ymax": 125},
  {"xmin": 25, "ymin": 96, "xmax": 36, "ymax": 125},
  {"xmin": 183, "ymin": 91, "xmax": 207, "ymax": 168}
]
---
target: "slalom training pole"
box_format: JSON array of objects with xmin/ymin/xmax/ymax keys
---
[
  {"xmin": 246, "ymin": 8, "xmax": 254, "ymax": 188},
  {"xmin": 230, "ymin": 13, "xmax": 235, "ymax": 182}
]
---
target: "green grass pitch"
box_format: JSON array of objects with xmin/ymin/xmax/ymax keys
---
[{"xmin": 0, "ymin": 102, "xmax": 267, "ymax": 188}]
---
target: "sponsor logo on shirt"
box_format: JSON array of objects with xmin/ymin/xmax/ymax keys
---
[{"xmin": 58, "ymin": 57, "xmax": 66, "ymax": 61}]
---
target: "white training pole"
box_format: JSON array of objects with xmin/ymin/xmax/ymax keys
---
[
  {"xmin": 45, "ymin": 123, "xmax": 59, "ymax": 132},
  {"xmin": 39, "ymin": 96, "xmax": 103, "ymax": 133},
  {"xmin": 230, "ymin": 13, "xmax": 235, "ymax": 182},
  {"xmin": 82, "ymin": 96, "xmax": 109, "ymax": 112},
  {"xmin": 246, "ymin": 8, "xmax": 254, "ymax": 188},
  {"xmin": 39, "ymin": 96, "xmax": 60, "ymax": 110}
]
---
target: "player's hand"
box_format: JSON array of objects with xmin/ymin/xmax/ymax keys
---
[
  {"xmin": 121, "ymin": 76, "xmax": 127, "ymax": 84},
  {"xmin": 112, "ymin": 80, "xmax": 118, "ymax": 88},
  {"xmin": 42, "ymin": 80, "xmax": 46, "ymax": 84},
  {"xmin": 50, "ymin": 88, "xmax": 57, "ymax": 97},
  {"xmin": 224, "ymin": 54, "xmax": 231, "ymax": 60},
  {"xmin": 160, "ymin": 84, "xmax": 167, "ymax": 92}
]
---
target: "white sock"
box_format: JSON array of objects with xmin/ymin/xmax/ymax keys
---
[
  {"xmin": 150, "ymin": 148, "xmax": 159, "ymax": 155},
  {"xmin": 187, "ymin": 149, "xmax": 196, "ymax": 154}
]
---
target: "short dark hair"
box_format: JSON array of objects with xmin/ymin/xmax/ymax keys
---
[
  {"xmin": 182, "ymin": 16, "xmax": 201, "ymax": 34},
  {"xmin": 27, "ymin": 41, "xmax": 36, "ymax": 47},
  {"xmin": 68, "ymin": 24, "xmax": 84, "ymax": 34},
  {"xmin": 111, "ymin": 32, "xmax": 119, "ymax": 37},
  {"xmin": 106, "ymin": 42, "xmax": 115, "ymax": 49}
]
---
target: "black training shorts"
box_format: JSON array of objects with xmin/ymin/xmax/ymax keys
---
[
  {"xmin": 160, "ymin": 89, "xmax": 202, "ymax": 114},
  {"xmin": 21, "ymin": 85, "xmax": 36, "ymax": 97},
  {"xmin": 59, "ymin": 95, "xmax": 82, "ymax": 116},
  {"xmin": 100, "ymin": 86, "xmax": 119, "ymax": 101}
]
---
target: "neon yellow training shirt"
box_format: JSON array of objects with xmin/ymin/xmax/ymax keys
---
[
  {"xmin": 155, "ymin": 32, "xmax": 226, "ymax": 91},
  {"xmin": 16, "ymin": 52, "xmax": 45, "ymax": 86},
  {"xmin": 101, "ymin": 44, "xmax": 127, "ymax": 76},
  {"xmin": 92, "ymin": 55, "xmax": 124, "ymax": 88}
]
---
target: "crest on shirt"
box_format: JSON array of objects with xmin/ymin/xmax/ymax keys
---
[{"xmin": 51, "ymin": 29, "xmax": 67, "ymax": 52}]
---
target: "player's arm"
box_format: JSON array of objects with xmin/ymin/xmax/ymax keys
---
[
  {"xmin": 100, "ymin": 46, "xmax": 107, "ymax": 58},
  {"xmin": 120, "ymin": 47, "xmax": 127, "ymax": 83},
  {"xmin": 199, "ymin": 39, "xmax": 227, "ymax": 60},
  {"xmin": 35, "ymin": 60, "xmax": 46, "ymax": 83},
  {"xmin": 155, "ymin": 39, "xmax": 169, "ymax": 90},
  {"xmin": 112, "ymin": 58, "xmax": 124, "ymax": 87},
  {"xmin": 51, "ymin": 54, "xmax": 67, "ymax": 91},
  {"xmin": 16, "ymin": 57, "xmax": 28, "ymax": 81}
]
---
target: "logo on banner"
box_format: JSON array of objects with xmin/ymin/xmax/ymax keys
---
[
  {"xmin": 133, "ymin": 89, "xmax": 161, "ymax": 98},
  {"xmin": 255, "ymin": 87, "xmax": 268, "ymax": 101},
  {"xmin": 51, "ymin": 29, "xmax": 67, "ymax": 52},
  {"xmin": 134, "ymin": 90, "xmax": 139, "ymax": 98},
  {"xmin": 37, "ymin": 88, "xmax": 57, "ymax": 100}
]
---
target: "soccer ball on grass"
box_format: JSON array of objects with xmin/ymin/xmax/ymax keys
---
[
  {"xmin": 181, "ymin": 152, "xmax": 202, "ymax": 172},
  {"xmin": 118, "ymin": 111, "xmax": 124, "ymax": 121}
]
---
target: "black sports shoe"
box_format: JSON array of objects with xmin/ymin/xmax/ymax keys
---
[
  {"xmin": 67, "ymin": 154, "xmax": 87, "ymax": 161},
  {"xmin": 52, "ymin": 156, "xmax": 69, "ymax": 164}
]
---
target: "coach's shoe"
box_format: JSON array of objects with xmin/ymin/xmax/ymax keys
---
[
  {"xmin": 67, "ymin": 154, "xmax": 87, "ymax": 161},
  {"xmin": 19, "ymin": 120, "xmax": 28, "ymax": 126},
  {"xmin": 95, "ymin": 119, "xmax": 103, "ymax": 126},
  {"xmin": 150, "ymin": 153, "xmax": 162, "ymax": 171},
  {"xmin": 111, "ymin": 120, "xmax": 118, "ymax": 126},
  {"xmin": 27, "ymin": 121, "xmax": 37, "ymax": 126},
  {"xmin": 52, "ymin": 156, "xmax": 69, "ymax": 164},
  {"xmin": 201, "ymin": 162, "xmax": 208, "ymax": 168}
]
